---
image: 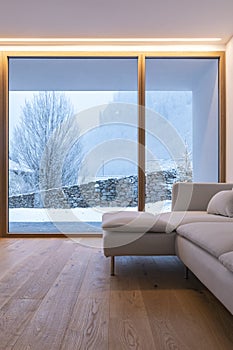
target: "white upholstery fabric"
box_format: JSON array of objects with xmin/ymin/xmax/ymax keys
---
[
  {"xmin": 102, "ymin": 182, "xmax": 233, "ymax": 315},
  {"xmin": 175, "ymin": 235, "xmax": 233, "ymax": 315},
  {"xmin": 172, "ymin": 182, "xmax": 233, "ymax": 211},
  {"xmin": 102, "ymin": 210, "xmax": 233, "ymax": 234},
  {"xmin": 177, "ymin": 222, "xmax": 233, "ymax": 258},
  {"xmin": 207, "ymin": 190, "xmax": 233, "ymax": 217},
  {"xmin": 102, "ymin": 211, "xmax": 157, "ymax": 233},
  {"xmin": 219, "ymin": 252, "xmax": 233, "ymax": 273},
  {"xmin": 103, "ymin": 231, "xmax": 176, "ymax": 255},
  {"xmin": 149, "ymin": 211, "xmax": 233, "ymax": 233}
]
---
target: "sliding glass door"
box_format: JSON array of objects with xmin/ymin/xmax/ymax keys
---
[
  {"xmin": 145, "ymin": 58, "xmax": 219, "ymax": 213},
  {"xmin": 8, "ymin": 57, "xmax": 138, "ymax": 233},
  {"xmin": 6, "ymin": 53, "xmax": 223, "ymax": 235}
]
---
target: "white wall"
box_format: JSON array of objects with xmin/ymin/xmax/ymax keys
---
[{"xmin": 226, "ymin": 36, "xmax": 233, "ymax": 181}]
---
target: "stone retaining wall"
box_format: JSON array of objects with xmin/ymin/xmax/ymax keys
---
[{"xmin": 9, "ymin": 169, "xmax": 190, "ymax": 208}]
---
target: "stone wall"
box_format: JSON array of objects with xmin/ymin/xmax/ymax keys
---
[{"xmin": 9, "ymin": 169, "xmax": 189, "ymax": 208}]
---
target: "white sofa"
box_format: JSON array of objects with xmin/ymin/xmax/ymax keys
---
[{"xmin": 102, "ymin": 182, "xmax": 233, "ymax": 314}]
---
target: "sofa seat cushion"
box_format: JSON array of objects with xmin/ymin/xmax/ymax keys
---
[
  {"xmin": 102, "ymin": 210, "xmax": 233, "ymax": 233},
  {"xmin": 149, "ymin": 211, "xmax": 233, "ymax": 233},
  {"xmin": 219, "ymin": 252, "xmax": 233, "ymax": 273},
  {"xmin": 102, "ymin": 211, "xmax": 158, "ymax": 233},
  {"xmin": 177, "ymin": 222, "xmax": 233, "ymax": 258}
]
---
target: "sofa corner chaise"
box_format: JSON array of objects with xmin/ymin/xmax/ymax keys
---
[{"xmin": 102, "ymin": 182, "xmax": 233, "ymax": 315}]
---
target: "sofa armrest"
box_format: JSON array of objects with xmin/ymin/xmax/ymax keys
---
[{"xmin": 172, "ymin": 182, "xmax": 233, "ymax": 211}]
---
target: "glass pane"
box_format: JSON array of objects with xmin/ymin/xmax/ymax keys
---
[
  {"xmin": 9, "ymin": 58, "xmax": 138, "ymax": 234},
  {"xmin": 145, "ymin": 58, "xmax": 219, "ymax": 214}
]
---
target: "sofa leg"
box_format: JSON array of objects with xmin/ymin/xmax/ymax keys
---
[
  {"xmin": 184, "ymin": 266, "xmax": 189, "ymax": 279},
  {"xmin": 111, "ymin": 256, "xmax": 115, "ymax": 276}
]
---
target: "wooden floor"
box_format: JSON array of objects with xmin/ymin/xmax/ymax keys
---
[{"xmin": 0, "ymin": 238, "xmax": 232, "ymax": 350}]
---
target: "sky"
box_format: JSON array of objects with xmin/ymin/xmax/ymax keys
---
[{"xmin": 9, "ymin": 91, "xmax": 116, "ymax": 138}]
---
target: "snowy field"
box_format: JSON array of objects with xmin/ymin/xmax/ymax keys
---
[{"xmin": 9, "ymin": 201, "xmax": 172, "ymax": 223}]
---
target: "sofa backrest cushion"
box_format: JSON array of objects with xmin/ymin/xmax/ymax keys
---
[
  {"xmin": 207, "ymin": 190, "xmax": 233, "ymax": 217},
  {"xmin": 172, "ymin": 182, "xmax": 233, "ymax": 211}
]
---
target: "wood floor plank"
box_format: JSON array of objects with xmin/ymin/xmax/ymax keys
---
[
  {"xmin": 0, "ymin": 239, "xmax": 46, "ymax": 280},
  {"xmin": 12, "ymin": 239, "xmax": 76, "ymax": 300},
  {"xmin": 109, "ymin": 255, "xmax": 233, "ymax": 350},
  {"xmin": 61, "ymin": 248, "xmax": 110, "ymax": 350},
  {"xmin": 0, "ymin": 239, "xmax": 63, "ymax": 307},
  {"xmin": 0, "ymin": 239, "xmax": 232, "ymax": 350},
  {"xmin": 109, "ymin": 290, "xmax": 156, "ymax": 350},
  {"xmin": 109, "ymin": 256, "xmax": 156, "ymax": 350},
  {"xmin": 116, "ymin": 256, "xmax": 187, "ymax": 349},
  {"xmin": 0, "ymin": 238, "xmax": 19, "ymax": 250},
  {"xmin": 202, "ymin": 289, "xmax": 233, "ymax": 344},
  {"xmin": 132, "ymin": 256, "xmax": 233, "ymax": 350},
  {"xmin": 10, "ymin": 244, "xmax": 92, "ymax": 350},
  {"xmin": 174, "ymin": 288, "xmax": 233, "ymax": 349},
  {"xmin": 0, "ymin": 298, "xmax": 39, "ymax": 350},
  {"xmin": 0, "ymin": 240, "xmax": 76, "ymax": 349}
]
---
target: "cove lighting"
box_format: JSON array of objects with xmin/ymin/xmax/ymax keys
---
[{"xmin": 0, "ymin": 37, "xmax": 222, "ymax": 43}]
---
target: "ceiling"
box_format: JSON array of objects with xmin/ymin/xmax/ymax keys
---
[{"xmin": 0, "ymin": 0, "xmax": 233, "ymax": 44}]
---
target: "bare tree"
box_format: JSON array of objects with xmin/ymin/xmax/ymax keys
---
[
  {"xmin": 177, "ymin": 139, "xmax": 192, "ymax": 182},
  {"xmin": 10, "ymin": 91, "xmax": 82, "ymax": 192}
]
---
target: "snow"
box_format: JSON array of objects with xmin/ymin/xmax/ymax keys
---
[
  {"xmin": 9, "ymin": 201, "xmax": 172, "ymax": 222},
  {"xmin": 9, "ymin": 159, "xmax": 33, "ymax": 173}
]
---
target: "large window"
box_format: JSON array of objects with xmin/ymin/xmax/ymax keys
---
[
  {"xmin": 8, "ymin": 57, "xmax": 138, "ymax": 233},
  {"xmin": 145, "ymin": 58, "xmax": 219, "ymax": 213},
  {"xmin": 2, "ymin": 52, "xmax": 225, "ymax": 236}
]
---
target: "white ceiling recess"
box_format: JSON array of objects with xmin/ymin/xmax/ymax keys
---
[{"xmin": 0, "ymin": 0, "xmax": 232, "ymax": 45}]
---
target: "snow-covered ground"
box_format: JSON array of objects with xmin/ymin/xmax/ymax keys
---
[{"xmin": 9, "ymin": 201, "xmax": 172, "ymax": 222}]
